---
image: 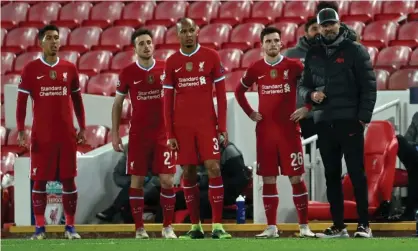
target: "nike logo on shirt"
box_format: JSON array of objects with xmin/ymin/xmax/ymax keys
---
[
  {"xmin": 134, "ymin": 80, "xmax": 142, "ymax": 84},
  {"xmin": 258, "ymin": 75, "xmax": 265, "ymax": 79},
  {"xmin": 37, "ymin": 76, "xmax": 45, "ymax": 80},
  {"xmin": 175, "ymin": 67, "xmax": 182, "ymax": 73}
]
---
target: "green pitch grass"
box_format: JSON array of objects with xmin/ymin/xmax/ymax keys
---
[{"xmin": 2, "ymin": 238, "xmax": 418, "ymax": 251}]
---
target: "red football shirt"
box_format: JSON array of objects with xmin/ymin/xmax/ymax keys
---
[
  {"xmin": 18, "ymin": 58, "xmax": 81, "ymax": 142},
  {"xmin": 240, "ymin": 56, "xmax": 304, "ymax": 125},
  {"xmin": 116, "ymin": 60, "xmax": 165, "ymax": 134},
  {"xmin": 162, "ymin": 44, "xmax": 225, "ymax": 128}
]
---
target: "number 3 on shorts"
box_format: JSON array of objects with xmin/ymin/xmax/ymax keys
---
[
  {"xmin": 290, "ymin": 152, "xmax": 303, "ymax": 167},
  {"xmin": 213, "ymin": 138, "xmax": 219, "ymax": 152}
]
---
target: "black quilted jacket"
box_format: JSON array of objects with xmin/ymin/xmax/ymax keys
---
[{"xmin": 298, "ymin": 30, "xmax": 377, "ymax": 123}]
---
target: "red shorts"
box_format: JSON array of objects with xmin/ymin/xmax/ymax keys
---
[
  {"xmin": 173, "ymin": 125, "xmax": 220, "ymax": 165},
  {"xmin": 30, "ymin": 139, "xmax": 77, "ymax": 181},
  {"xmin": 256, "ymin": 123, "xmax": 305, "ymax": 177},
  {"xmin": 127, "ymin": 133, "xmax": 176, "ymax": 176}
]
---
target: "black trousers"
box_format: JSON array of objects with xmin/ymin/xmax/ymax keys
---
[
  {"xmin": 300, "ymin": 117, "xmax": 316, "ymax": 140},
  {"xmin": 396, "ymin": 135, "xmax": 418, "ymax": 216},
  {"xmin": 317, "ymin": 120, "xmax": 369, "ymax": 227},
  {"xmin": 300, "ymin": 117, "xmax": 317, "ymax": 155}
]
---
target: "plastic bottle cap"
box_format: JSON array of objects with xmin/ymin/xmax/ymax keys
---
[{"xmin": 236, "ymin": 195, "xmax": 245, "ymax": 202}]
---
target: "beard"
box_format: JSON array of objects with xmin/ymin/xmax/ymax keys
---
[
  {"xmin": 266, "ymin": 50, "xmax": 279, "ymax": 58},
  {"xmin": 322, "ymin": 31, "xmax": 338, "ymax": 41},
  {"xmin": 307, "ymin": 34, "xmax": 320, "ymax": 43}
]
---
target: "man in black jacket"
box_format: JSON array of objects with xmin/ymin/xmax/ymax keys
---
[
  {"xmin": 394, "ymin": 112, "xmax": 418, "ymax": 220},
  {"xmin": 298, "ymin": 8, "xmax": 377, "ymax": 238}
]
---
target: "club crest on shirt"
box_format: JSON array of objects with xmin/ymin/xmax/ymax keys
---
[
  {"xmin": 160, "ymin": 71, "xmax": 166, "ymax": 82},
  {"xmin": 199, "ymin": 61, "xmax": 205, "ymax": 72},
  {"xmin": 270, "ymin": 69, "xmax": 278, "ymax": 79},
  {"xmin": 186, "ymin": 62, "xmax": 193, "ymax": 72},
  {"xmin": 283, "ymin": 69, "xmax": 289, "ymax": 80},
  {"xmin": 62, "ymin": 72, "xmax": 67, "ymax": 82},
  {"xmin": 148, "ymin": 74, "xmax": 154, "ymax": 84},
  {"xmin": 49, "ymin": 70, "xmax": 57, "ymax": 80}
]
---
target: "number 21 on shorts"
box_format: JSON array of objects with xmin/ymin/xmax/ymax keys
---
[
  {"xmin": 164, "ymin": 151, "xmax": 176, "ymax": 168},
  {"xmin": 290, "ymin": 152, "xmax": 303, "ymax": 168}
]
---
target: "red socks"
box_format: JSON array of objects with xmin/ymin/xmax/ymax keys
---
[
  {"xmin": 182, "ymin": 179, "xmax": 200, "ymax": 224},
  {"xmin": 32, "ymin": 181, "xmax": 47, "ymax": 227},
  {"xmin": 160, "ymin": 188, "xmax": 176, "ymax": 227},
  {"xmin": 129, "ymin": 188, "xmax": 144, "ymax": 230},
  {"xmin": 208, "ymin": 176, "xmax": 224, "ymax": 223},
  {"xmin": 262, "ymin": 183, "xmax": 279, "ymax": 226},
  {"xmin": 292, "ymin": 181, "xmax": 308, "ymax": 225},
  {"xmin": 61, "ymin": 178, "xmax": 78, "ymax": 226}
]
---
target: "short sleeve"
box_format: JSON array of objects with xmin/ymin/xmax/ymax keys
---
[
  {"xmin": 17, "ymin": 65, "xmax": 32, "ymax": 94},
  {"xmin": 71, "ymin": 65, "xmax": 81, "ymax": 93},
  {"xmin": 240, "ymin": 64, "xmax": 257, "ymax": 89},
  {"xmin": 116, "ymin": 69, "xmax": 129, "ymax": 95},
  {"xmin": 162, "ymin": 57, "xmax": 175, "ymax": 89},
  {"xmin": 211, "ymin": 51, "xmax": 226, "ymax": 83}
]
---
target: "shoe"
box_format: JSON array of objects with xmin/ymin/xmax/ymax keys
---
[
  {"xmin": 135, "ymin": 228, "xmax": 149, "ymax": 239},
  {"xmin": 64, "ymin": 225, "xmax": 81, "ymax": 239},
  {"xmin": 255, "ymin": 226, "xmax": 280, "ymax": 239},
  {"xmin": 211, "ymin": 224, "xmax": 232, "ymax": 239},
  {"xmin": 179, "ymin": 224, "xmax": 204, "ymax": 239},
  {"xmin": 31, "ymin": 226, "xmax": 46, "ymax": 240},
  {"xmin": 354, "ymin": 224, "xmax": 372, "ymax": 238},
  {"xmin": 299, "ymin": 224, "xmax": 316, "ymax": 238},
  {"xmin": 315, "ymin": 225, "xmax": 349, "ymax": 238},
  {"xmin": 162, "ymin": 226, "xmax": 177, "ymax": 239}
]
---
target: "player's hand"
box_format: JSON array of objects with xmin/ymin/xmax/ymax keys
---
[
  {"xmin": 167, "ymin": 138, "xmax": 179, "ymax": 150},
  {"xmin": 219, "ymin": 131, "xmax": 228, "ymax": 146},
  {"xmin": 17, "ymin": 131, "xmax": 27, "ymax": 148},
  {"xmin": 76, "ymin": 129, "xmax": 86, "ymax": 144},
  {"xmin": 311, "ymin": 91, "xmax": 326, "ymax": 103},
  {"xmin": 290, "ymin": 107, "xmax": 309, "ymax": 123},
  {"xmin": 112, "ymin": 133, "xmax": 123, "ymax": 152},
  {"xmin": 250, "ymin": 112, "xmax": 262, "ymax": 122}
]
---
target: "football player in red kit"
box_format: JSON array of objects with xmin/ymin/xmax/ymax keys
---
[
  {"xmin": 235, "ymin": 27, "xmax": 316, "ymax": 238},
  {"xmin": 162, "ymin": 18, "xmax": 231, "ymax": 239},
  {"xmin": 111, "ymin": 29, "xmax": 177, "ymax": 239},
  {"xmin": 16, "ymin": 25, "xmax": 86, "ymax": 240}
]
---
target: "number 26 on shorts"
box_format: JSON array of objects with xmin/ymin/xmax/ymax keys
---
[{"xmin": 290, "ymin": 152, "xmax": 303, "ymax": 167}]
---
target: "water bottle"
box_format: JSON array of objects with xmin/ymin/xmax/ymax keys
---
[
  {"xmin": 236, "ymin": 195, "xmax": 246, "ymax": 224},
  {"xmin": 45, "ymin": 181, "xmax": 64, "ymax": 225}
]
